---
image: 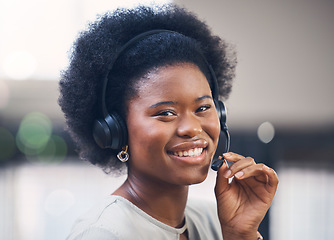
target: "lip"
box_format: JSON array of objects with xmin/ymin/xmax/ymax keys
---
[
  {"xmin": 166, "ymin": 139, "xmax": 209, "ymax": 164},
  {"xmin": 167, "ymin": 148, "xmax": 208, "ymax": 165},
  {"xmin": 167, "ymin": 139, "xmax": 208, "ymax": 152}
]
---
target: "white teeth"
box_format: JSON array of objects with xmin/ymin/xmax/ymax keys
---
[{"xmin": 174, "ymin": 148, "xmax": 203, "ymax": 157}]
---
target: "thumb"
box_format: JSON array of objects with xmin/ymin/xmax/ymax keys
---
[{"xmin": 214, "ymin": 159, "xmax": 230, "ymax": 196}]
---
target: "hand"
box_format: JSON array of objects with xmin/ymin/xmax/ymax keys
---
[{"xmin": 214, "ymin": 152, "xmax": 278, "ymax": 240}]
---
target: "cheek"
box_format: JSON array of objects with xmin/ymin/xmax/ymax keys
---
[
  {"xmin": 204, "ymin": 113, "xmax": 221, "ymax": 147},
  {"xmin": 127, "ymin": 119, "xmax": 170, "ymax": 157}
]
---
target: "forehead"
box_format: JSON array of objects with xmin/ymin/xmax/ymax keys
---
[{"xmin": 133, "ymin": 63, "xmax": 212, "ymax": 100}]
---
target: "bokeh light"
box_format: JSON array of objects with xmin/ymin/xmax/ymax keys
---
[
  {"xmin": 15, "ymin": 112, "xmax": 68, "ymax": 163},
  {"xmin": 16, "ymin": 112, "xmax": 52, "ymax": 156},
  {"xmin": 0, "ymin": 127, "xmax": 16, "ymax": 161},
  {"xmin": 257, "ymin": 121, "xmax": 275, "ymax": 144},
  {"xmin": 3, "ymin": 51, "xmax": 37, "ymax": 80},
  {"xmin": 35, "ymin": 135, "xmax": 68, "ymax": 164}
]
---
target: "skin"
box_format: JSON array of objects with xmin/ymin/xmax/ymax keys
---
[
  {"xmin": 114, "ymin": 63, "xmax": 278, "ymax": 240},
  {"xmin": 215, "ymin": 153, "xmax": 278, "ymax": 239}
]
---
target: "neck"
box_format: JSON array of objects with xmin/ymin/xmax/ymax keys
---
[{"xmin": 113, "ymin": 172, "xmax": 189, "ymax": 228}]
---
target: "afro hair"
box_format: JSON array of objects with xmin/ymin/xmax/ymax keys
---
[{"xmin": 58, "ymin": 4, "xmax": 236, "ymax": 174}]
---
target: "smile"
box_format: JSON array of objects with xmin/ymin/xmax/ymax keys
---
[{"xmin": 171, "ymin": 148, "xmax": 204, "ymax": 157}]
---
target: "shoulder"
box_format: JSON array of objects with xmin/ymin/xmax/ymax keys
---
[
  {"xmin": 66, "ymin": 195, "xmax": 133, "ymax": 240},
  {"xmin": 67, "ymin": 195, "xmax": 184, "ymax": 240}
]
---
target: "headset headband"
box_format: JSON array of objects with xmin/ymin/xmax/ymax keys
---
[{"xmin": 100, "ymin": 29, "xmax": 220, "ymax": 118}]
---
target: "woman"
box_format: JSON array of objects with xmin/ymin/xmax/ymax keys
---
[{"xmin": 59, "ymin": 4, "xmax": 278, "ymax": 240}]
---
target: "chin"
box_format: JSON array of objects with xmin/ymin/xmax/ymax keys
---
[{"xmin": 178, "ymin": 165, "xmax": 210, "ymax": 186}]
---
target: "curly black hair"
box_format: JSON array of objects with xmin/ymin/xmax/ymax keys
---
[{"xmin": 59, "ymin": 4, "xmax": 236, "ymax": 174}]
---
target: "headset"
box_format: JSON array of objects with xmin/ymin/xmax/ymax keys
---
[{"xmin": 92, "ymin": 29, "xmax": 230, "ymax": 171}]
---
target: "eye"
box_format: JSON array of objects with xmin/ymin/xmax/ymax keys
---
[
  {"xmin": 157, "ymin": 110, "xmax": 175, "ymax": 117},
  {"xmin": 153, "ymin": 109, "xmax": 177, "ymax": 122},
  {"xmin": 196, "ymin": 105, "xmax": 211, "ymax": 113}
]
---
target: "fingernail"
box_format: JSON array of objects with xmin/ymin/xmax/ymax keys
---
[
  {"xmin": 223, "ymin": 152, "xmax": 231, "ymax": 158},
  {"xmin": 235, "ymin": 171, "xmax": 244, "ymax": 179},
  {"xmin": 224, "ymin": 170, "xmax": 231, "ymax": 178}
]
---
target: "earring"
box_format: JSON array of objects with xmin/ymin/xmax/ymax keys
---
[{"xmin": 117, "ymin": 145, "xmax": 129, "ymax": 162}]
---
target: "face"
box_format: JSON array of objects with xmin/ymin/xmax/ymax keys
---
[{"xmin": 126, "ymin": 63, "xmax": 220, "ymax": 186}]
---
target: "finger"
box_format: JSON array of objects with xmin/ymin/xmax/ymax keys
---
[
  {"xmin": 223, "ymin": 156, "xmax": 256, "ymax": 179},
  {"xmin": 221, "ymin": 152, "xmax": 247, "ymax": 172},
  {"xmin": 233, "ymin": 164, "xmax": 279, "ymax": 196},
  {"xmin": 233, "ymin": 163, "xmax": 269, "ymax": 183},
  {"xmin": 214, "ymin": 159, "xmax": 230, "ymax": 196},
  {"xmin": 262, "ymin": 165, "xmax": 279, "ymax": 191},
  {"xmin": 222, "ymin": 152, "xmax": 245, "ymax": 162},
  {"xmin": 257, "ymin": 231, "xmax": 263, "ymax": 240}
]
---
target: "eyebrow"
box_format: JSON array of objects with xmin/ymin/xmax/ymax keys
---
[
  {"xmin": 195, "ymin": 95, "xmax": 213, "ymax": 102},
  {"xmin": 149, "ymin": 101, "xmax": 177, "ymax": 109},
  {"xmin": 149, "ymin": 95, "xmax": 213, "ymax": 109}
]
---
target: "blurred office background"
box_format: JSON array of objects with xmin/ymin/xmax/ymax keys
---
[{"xmin": 0, "ymin": 0, "xmax": 333, "ymax": 239}]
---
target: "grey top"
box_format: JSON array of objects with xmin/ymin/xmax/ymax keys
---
[{"xmin": 67, "ymin": 195, "xmax": 223, "ymax": 240}]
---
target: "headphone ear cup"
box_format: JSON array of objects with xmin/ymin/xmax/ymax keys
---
[
  {"xmin": 93, "ymin": 112, "xmax": 127, "ymax": 149},
  {"xmin": 214, "ymin": 101, "xmax": 226, "ymax": 156},
  {"xmin": 214, "ymin": 100, "xmax": 227, "ymax": 129},
  {"xmin": 212, "ymin": 100, "xmax": 230, "ymax": 169},
  {"xmin": 93, "ymin": 117, "xmax": 112, "ymax": 149}
]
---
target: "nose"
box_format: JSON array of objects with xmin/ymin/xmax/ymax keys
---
[{"xmin": 176, "ymin": 112, "xmax": 202, "ymax": 138}]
